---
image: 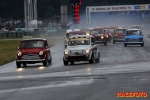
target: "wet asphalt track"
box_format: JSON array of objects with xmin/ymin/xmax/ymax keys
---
[{"xmin": 0, "ymin": 30, "xmax": 150, "ymax": 100}]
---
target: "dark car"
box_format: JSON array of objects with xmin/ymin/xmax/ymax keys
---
[
  {"xmin": 91, "ymin": 27, "xmax": 108, "ymax": 45},
  {"xmin": 16, "ymin": 38, "xmax": 52, "ymax": 68}
]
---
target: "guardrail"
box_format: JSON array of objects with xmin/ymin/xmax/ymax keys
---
[{"xmin": 0, "ymin": 31, "xmax": 32, "ymax": 38}]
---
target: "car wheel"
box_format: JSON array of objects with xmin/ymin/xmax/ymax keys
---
[
  {"xmin": 89, "ymin": 53, "xmax": 94, "ymax": 63},
  {"xmin": 95, "ymin": 53, "xmax": 100, "ymax": 63},
  {"xmin": 43, "ymin": 57, "xmax": 49, "ymax": 66},
  {"xmin": 124, "ymin": 43, "xmax": 127, "ymax": 47},
  {"xmin": 65, "ymin": 45, "xmax": 67, "ymax": 49},
  {"xmin": 49, "ymin": 55, "xmax": 52, "ymax": 64},
  {"xmin": 70, "ymin": 61, "xmax": 74, "ymax": 65},
  {"xmin": 63, "ymin": 59, "xmax": 68, "ymax": 65},
  {"xmin": 104, "ymin": 42, "xmax": 107, "ymax": 46},
  {"xmin": 16, "ymin": 62, "xmax": 21, "ymax": 68},
  {"xmin": 113, "ymin": 41, "xmax": 115, "ymax": 44},
  {"xmin": 23, "ymin": 63, "xmax": 26, "ymax": 67},
  {"xmin": 141, "ymin": 43, "xmax": 144, "ymax": 47}
]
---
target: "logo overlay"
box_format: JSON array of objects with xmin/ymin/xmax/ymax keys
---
[{"xmin": 117, "ymin": 92, "xmax": 148, "ymax": 98}]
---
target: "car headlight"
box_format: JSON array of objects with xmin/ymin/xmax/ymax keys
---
[
  {"xmin": 86, "ymin": 50, "xmax": 90, "ymax": 53},
  {"xmin": 86, "ymin": 33, "xmax": 90, "ymax": 36},
  {"xmin": 65, "ymin": 51, "xmax": 69, "ymax": 55},
  {"xmin": 39, "ymin": 51, "xmax": 43, "ymax": 55},
  {"xmin": 17, "ymin": 52, "xmax": 22, "ymax": 56},
  {"xmin": 106, "ymin": 35, "xmax": 108, "ymax": 37},
  {"xmin": 101, "ymin": 36, "xmax": 104, "ymax": 39}
]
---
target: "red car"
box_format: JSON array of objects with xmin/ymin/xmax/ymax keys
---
[
  {"xmin": 91, "ymin": 27, "xmax": 108, "ymax": 45},
  {"xmin": 16, "ymin": 38, "xmax": 52, "ymax": 68},
  {"xmin": 101, "ymin": 27, "xmax": 112, "ymax": 43},
  {"xmin": 113, "ymin": 27, "xmax": 127, "ymax": 44}
]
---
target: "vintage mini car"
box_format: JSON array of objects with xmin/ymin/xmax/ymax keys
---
[
  {"xmin": 16, "ymin": 38, "xmax": 52, "ymax": 68},
  {"xmin": 64, "ymin": 30, "xmax": 86, "ymax": 48},
  {"xmin": 90, "ymin": 27, "xmax": 108, "ymax": 45},
  {"xmin": 101, "ymin": 27, "xmax": 112, "ymax": 42},
  {"xmin": 113, "ymin": 27, "xmax": 127, "ymax": 44},
  {"xmin": 124, "ymin": 29, "xmax": 144, "ymax": 47},
  {"xmin": 63, "ymin": 35, "xmax": 100, "ymax": 65}
]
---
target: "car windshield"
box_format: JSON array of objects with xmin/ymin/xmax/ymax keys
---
[
  {"xmin": 116, "ymin": 29, "xmax": 127, "ymax": 34},
  {"xmin": 21, "ymin": 40, "xmax": 44, "ymax": 49},
  {"xmin": 126, "ymin": 30, "xmax": 142, "ymax": 35},
  {"xmin": 91, "ymin": 30, "xmax": 104, "ymax": 34},
  {"xmin": 109, "ymin": 29, "xmax": 115, "ymax": 32},
  {"xmin": 68, "ymin": 38, "xmax": 90, "ymax": 46},
  {"xmin": 66, "ymin": 33, "xmax": 85, "ymax": 37}
]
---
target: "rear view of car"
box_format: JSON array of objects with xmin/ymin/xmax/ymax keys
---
[
  {"xmin": 124, "ymin": 29, "xmax": 144, "ymax": 47},
  {"xmin": 113, "ymin": 27, "xmax": 127, "ymax": 44}
]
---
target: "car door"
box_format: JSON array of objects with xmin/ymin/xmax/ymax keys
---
[
  {"xmin": 91, "ymin": 38, "xmax": 97, "ymax": 58},
  {"xmin": 45, "ymin": 40, "xmax": 51, "ymax": 59}
]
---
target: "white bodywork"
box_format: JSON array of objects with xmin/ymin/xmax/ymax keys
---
[{"xmin": 63, "ymin": 35, "xmax": 100, "ymax": 63}]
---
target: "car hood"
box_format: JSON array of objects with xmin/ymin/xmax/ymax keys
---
[
  {"xmin": 66, "ymin": 45, "xmax": 91, "ymax": 51},
  {"xmin": 125, "ymin": 35, "xmax": 143, "ymax": 39},
  {"xmin": 19, "ymin": 48, "xmax": 45, "ymax": 55}
]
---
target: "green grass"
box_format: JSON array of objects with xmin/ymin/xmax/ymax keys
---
[
  {"xmin": 0, "ymin": 39, "xmax": 55, "ymax": 66},
  {"xmin": 0, "ymin": 40, "xmax": 21, "ymax": 66}
]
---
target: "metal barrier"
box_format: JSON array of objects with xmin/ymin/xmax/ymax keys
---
[{"xmin": 0, "ymin": 32, "xmax": 32, "ymax": 38}]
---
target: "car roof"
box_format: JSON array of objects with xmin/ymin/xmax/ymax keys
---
[
  {"xmin": 66, "ymin": 29, "xmax": 80, "ymax": 33},
  {"xmin": 69, "ymin": 35, "xmax": 93, "ymax": 39},
  {"xmin": 93, "ymin": 27, "xmax": 105, "ymax": 30},
  {"xmin": 22, "ymin": 38, "xmax": 46, "ymax": 41},
  {"xmin": 68, "ymin": 31, "xmax": 86, "ymax": 34},
  {"xmin": 116, "ymin": 27, "xmax": 127, "ymax": 29},
  {"xmin": 127, "ymin": 29, "xmax": 141, "ymax": 31}
]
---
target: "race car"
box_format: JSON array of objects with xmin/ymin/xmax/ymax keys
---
[
  {"xmin": 124, "ymin": 29, "xmax": 144, "ymax": 47},
  {"xmin": 101, "ymin": 27, "xmax": 112, "ymax": 42},
  {"xmin": 63, "ymin": 35, "xmax": 100, "ymax": 65},
  {"xmin": 90, "ymin": 27, "xmax": 108, "ymax": 45},
  {"xmin": 64, "ymin": 30, "xmax": 86, "ymax": 48},
  {"xmin": 113, "ymin": 27, "xmax": 127, "ymax": 44},
  {"xmin": 130, "ymin": 25, "xmax": 141, "ymax": 30},
  {"xmin": 108, "ymin": 26, "xmax": 118, "ymax": 36},
  {"xmin": 16, "ymin": 38, "xmax": 52, "ymax": 68}
]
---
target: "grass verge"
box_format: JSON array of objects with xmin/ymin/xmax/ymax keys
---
[{"xmin": 0, "ymin": 40, "xmax": 21, "ymax": 66}]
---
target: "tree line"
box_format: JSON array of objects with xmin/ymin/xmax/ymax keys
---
[{"xmin": 0, "ymin": 0, "xmax": 149, "ymax": 20}]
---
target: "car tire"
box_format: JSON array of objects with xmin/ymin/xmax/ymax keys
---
[
  {"xmin": 16, "ymin": 62, "xmax": 21, "ymax": 68},
  {"xmin": 65, "ymin": 45, "xmax": 67, "ymax": 49},
  {"xmin": 124, "ymin": 43, "xmax": 127, "ymax": 47},
  {"xmin": 104, "ymin": 42, "xmax": 107, "ymax": 46},
  {"xmin": 70, "ymin": 61, "xmax": 74, "ymax": 65},
  {"xmin": 63, "ymin": 59, "xmax": 68, "ymax": 65},
  {"xmin": 95, "ymin": 53, "xmax": 100, "ymax": 63},
  {"xmin": 89, "ymin": 53, "xmax": 94, "ymax": 63},
  {"xmin": 23, "ymin": 63, "xmax": 26, "ymax": 67},
  {"xmin": 113, "ymin": 41, "xmax": 115, "ymax": 44},
  {"xmin": 43, "ymin": 57, "xmax": 49, "ymax": 66},
  {"xmin": 141, "ymin": 43, "xmax": 144, "ymax": 47}
]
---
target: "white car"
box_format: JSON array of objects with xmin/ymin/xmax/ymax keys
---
[{"xmin": 63, "ymin": 35, "xmax": 100, "ymax": 65}]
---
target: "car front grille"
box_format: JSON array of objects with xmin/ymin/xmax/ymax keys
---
[
  {"xmin": 21, "ymin": 54, "xmax": 40, "ymax": 60},
  {"xmin": 128, "ymin": 39, "xmax": 140, "ymax": 42}
]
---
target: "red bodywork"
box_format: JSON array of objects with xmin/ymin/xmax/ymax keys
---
[
  {"xmin": 91, "ymin": 27, "xmax": 108, "ymax": 43},
  {"xmin": 16, "ymin": 38, "xmax": 51, "ymax": 64},
  {"xmin": 108, "ymin": 26, "xmax": 118, "ymax": 36}
]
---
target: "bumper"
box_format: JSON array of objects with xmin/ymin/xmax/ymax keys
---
[
  {"xmin": 124, "ymin": 42, "xmax": 144, "ymax": 44},
  {"xmin": 16, "ymin": 59, "xmax": 45, "ymax": 63},
  {"xmin": 64, "ymin": 55, "xmax": 91, "ymax": 62},
  {"xmin": 95, "ymin": 41, "xmax": 107, "ymax": 44}
]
